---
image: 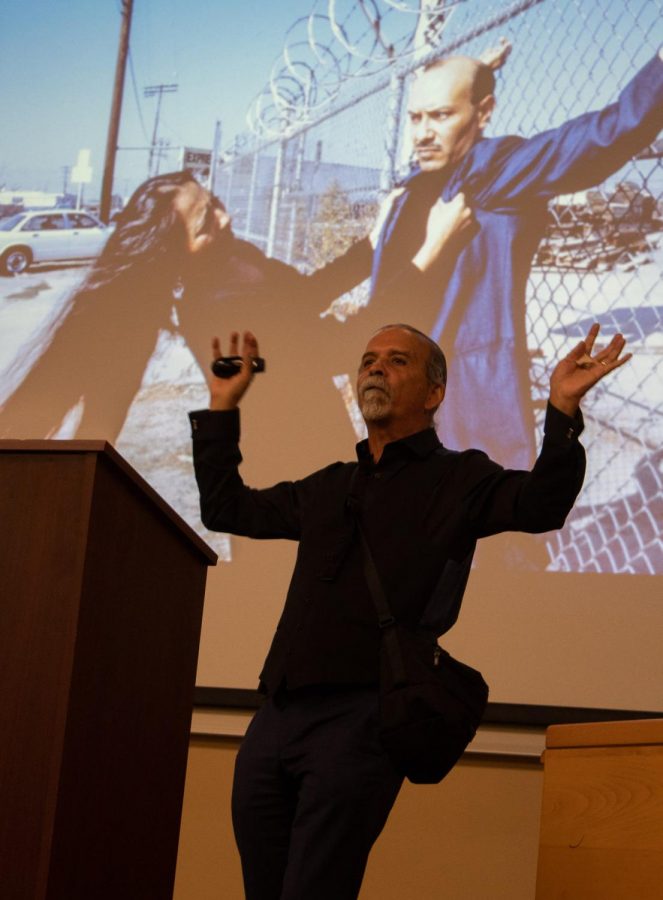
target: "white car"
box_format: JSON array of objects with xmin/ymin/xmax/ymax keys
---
[{"xmin": 0, "ymin": 209, "xmax": 111, "ymax": 275}]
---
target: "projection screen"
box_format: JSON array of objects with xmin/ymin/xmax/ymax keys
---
[{"xmin": 1, "ymin": 0, "xmax": 661, "ymax": 714}]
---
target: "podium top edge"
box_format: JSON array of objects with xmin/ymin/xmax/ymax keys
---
[
  {"xmin": 546, "ymin": 717, "xmax": 663, "ymax": 749},
  {"xmin": 0, "ymin": 439, "xmax": 218, "ymax": 565},
  {"xmin": 0, "ymin": 439, "xmax": 110, "ymax": 452}
]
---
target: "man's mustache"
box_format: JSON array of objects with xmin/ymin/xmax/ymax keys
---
[{"xmin": 360, "ymin": 377, "xmax": 390, "ymax": 399}]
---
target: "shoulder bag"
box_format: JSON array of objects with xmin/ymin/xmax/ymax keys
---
[{"xmin": 354, "ymin": 512, "xmax": 489, "ymax": 784}]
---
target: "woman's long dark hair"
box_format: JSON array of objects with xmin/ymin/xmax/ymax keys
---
[
  {"xmin": 0, "ymin": 171, "xmax": 199, "ymax": 436},
  {"xmin": 85, "ymin": 169, "xmax": 196, "ymax": 291}
]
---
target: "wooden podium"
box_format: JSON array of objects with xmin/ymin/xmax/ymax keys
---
[
  {"xmin": 536, "ymin": 718, "xmax": 663, "ymax": 899},
  {"xmin": 0, "ymin": 441, "xmax": 217, "ymax": 900}
]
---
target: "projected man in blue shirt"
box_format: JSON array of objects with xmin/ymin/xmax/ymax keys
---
[{"xmin": 367, "ymin": 49, "xmax": 663, "ymax": 470}]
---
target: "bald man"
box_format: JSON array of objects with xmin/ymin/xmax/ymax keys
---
[{"xmin": 365, "ymin": 50, "xmax": 663, "ymax": 474}]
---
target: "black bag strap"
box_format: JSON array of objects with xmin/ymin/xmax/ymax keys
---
[
  {"xmin": 347, "ymin": 468, "xmax": 407, "ymax": 684},
  {"xmin": 355, "ymin": 521, "xmax": 396, "ymax": 629}
]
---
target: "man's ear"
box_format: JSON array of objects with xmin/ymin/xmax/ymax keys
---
[
  {"xmin": 426, "ymin": 382, "xmax": 446, "ymax": 413},
  {"xmin": 477, "ymin": 94, "xmax": 495, "ymax": 131}
]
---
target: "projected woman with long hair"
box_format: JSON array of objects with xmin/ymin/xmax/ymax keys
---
[
  {"xmin": 0, "ymin": 171, "xmax": 198, "ymax": 439},
  {"xmin": 0, "ymin": 170, "xmax": 469, "ymax": 444}
]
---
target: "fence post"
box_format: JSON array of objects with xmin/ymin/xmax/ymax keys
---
[
  {"xmin": 208, "ymin": 120, "xmax": 222, "ymax": 195},
  {"xmin": 381, "ymin": 71, "xmax": 406, "ymax": 192},
  {"xmin": 285, "ymin": 126, "xmax": 307, "ymax": 264},
  {"xmin": 244, "ymin": 139, "xmax": 259, "ymax": 242},
  {"xmin": 267, "ymin": 138, "xmax": 286, "ymax": 257},
  {"xmin": 225, "ymin": 135, "xmax": 240, "ymax": 211}
]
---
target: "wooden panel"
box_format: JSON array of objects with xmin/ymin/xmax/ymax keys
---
[
  {"xmin": 0, "ymin": 440, "xmax": 216, "ymax": 564},
  {"xmin": 537, "ymin": 847, "xmax": 663, "ymax": 899},
  {"xmin": 0, "ymin": 445, "xmax": 213, "ymax": 899},
  {"xmin": 537, "ymin": 738, "xmax": 663, "ymax": 899},
  {"xmin": 0, "ymin": 452, "xmax": 96, "ymax": 900},
  {"xmin": 45, "ymin": 453, "xmax": 208, "ymax": 899}
]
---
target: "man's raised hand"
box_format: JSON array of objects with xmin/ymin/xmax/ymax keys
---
[
  {"xmin": 209, "ymin": 331, "xmax": 260, "ymax": 411},
  {"xmin": 549, "ymin": 323, "xmax": 631, "ymax": 417},
  {"xmin": 479, "ymin": 37, "xmax": 512, "ymax": 71}
]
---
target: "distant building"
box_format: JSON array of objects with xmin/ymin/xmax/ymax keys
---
[{"xmin": 0, "ymin": 189, "xmax": 75, "ymax": 218}]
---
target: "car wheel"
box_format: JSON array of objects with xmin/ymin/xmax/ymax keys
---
[{"xmin": 1, "ymin": 247, "xmax": 32, "ymax": 275}]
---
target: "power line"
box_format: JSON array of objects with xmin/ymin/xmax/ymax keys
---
[{"xmin": 128, "ymin": 50, "xmax": 150, "ymax": 144}]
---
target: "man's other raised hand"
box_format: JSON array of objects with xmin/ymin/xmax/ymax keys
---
[
  {"xmin": 549, "ymin": 323, "xmax": 631, "ymax": 417},
  {"xmin": 208, "ymin": 331, "xmax": 260, "ymax": 411}
]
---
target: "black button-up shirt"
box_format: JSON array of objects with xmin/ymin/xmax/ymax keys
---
[{"xmin": 190, "ymin": 404, "xmax": 584, "ymax": 693}]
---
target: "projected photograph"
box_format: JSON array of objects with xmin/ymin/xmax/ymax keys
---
[{"xmin": 1, "ymin": 0, "xmax": 661, "ymax": 579}]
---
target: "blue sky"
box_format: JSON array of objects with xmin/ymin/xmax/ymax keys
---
[
  {"xmin": 1, "ymin": 0, "xmax": 661, "ymax": 199},
  {"xmin": 1, "ymin": 0, "xmax": 315, "ymax": 196}
]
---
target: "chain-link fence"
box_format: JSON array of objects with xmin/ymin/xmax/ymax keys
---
[{"xmin": 210, "ymin": 0, "xmax": 662, "ymax": 574}]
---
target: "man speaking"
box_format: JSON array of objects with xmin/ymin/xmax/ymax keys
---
[{"xmin": 189, "ymin": 320, "xmax": 629, "ymax": 899}]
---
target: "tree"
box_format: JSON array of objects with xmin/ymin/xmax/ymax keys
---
[{"xmin": 306, "ymin": 180, "xmax": 376, "ymax": 269}]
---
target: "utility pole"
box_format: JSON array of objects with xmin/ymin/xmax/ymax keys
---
[
  {"xmin": 99, "ymin": 0, "xmax": 134, "ymax": 223},
  {"xmin": 208, "ymin": 120, "xmax": 222, "ymax": 194},
  {"xmin": 153, "ymin": 137, "xmax": 171, "ymax": 177},
  {"xmin": 144, "ymin": 83, "xmax": 178, "ymax": 178}
]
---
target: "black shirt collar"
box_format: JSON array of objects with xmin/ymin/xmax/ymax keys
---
[{"xmin": 356, "ymin": 427, "xmax": 441, "ymax": 466}]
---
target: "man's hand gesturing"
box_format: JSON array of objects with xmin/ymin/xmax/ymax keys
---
[
  {"xmin": 209, "ymin": 330, "xmax": 260, "ymax": 411},
  {"xmin": 549, "ymin": 323, "xmax": 631, "ymax": 417}
]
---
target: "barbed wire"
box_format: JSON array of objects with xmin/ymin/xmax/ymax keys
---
[{"xmin": 247, "ymin": 1, "xmax": 464, "ymax": 137}]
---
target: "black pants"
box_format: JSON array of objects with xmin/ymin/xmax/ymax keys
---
[{"xmin": 231, "ymin": 685, "xmax": 404, "ymax": 900}]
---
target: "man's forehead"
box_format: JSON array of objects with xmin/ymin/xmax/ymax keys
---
[
  {"xmin": 408, "ymin": 62, "xmax": 474, "ymax": 109},
  {"xmin": 363, "ymin": 328, "xmax": 425, "ymax": 357}
]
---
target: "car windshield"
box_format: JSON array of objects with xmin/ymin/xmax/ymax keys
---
[{"xmin": 0, "ymin": 214, "xmax": 26, "ymax": 231}]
